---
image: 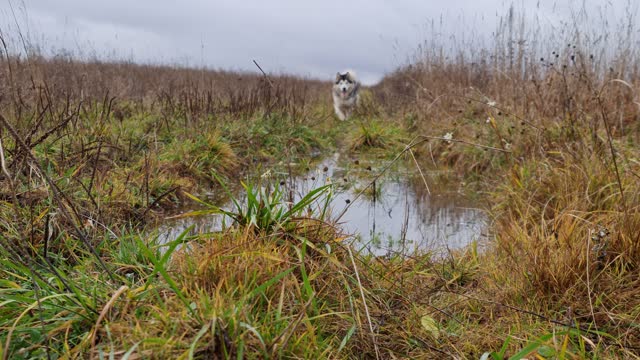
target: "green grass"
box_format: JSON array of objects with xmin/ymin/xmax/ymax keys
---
[
  {"xmin": 347, "ymin": 118, "xmax": 408, "ymax": 153},
  {"xmin": 4, "ymin": 93, "xmax": 640, "ymax": 358},
  {"xmin": 2, "ymin": 52, "xmax": 640, "ymax": 358},
  {"xmin": 181, "ymin": 173, "xmax": 332, "ymax": 234},
  {"xmin": 0, "ymin": 180, "xmax": 370, "ymax": 358}
]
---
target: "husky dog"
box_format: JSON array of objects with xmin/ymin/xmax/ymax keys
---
[{"xmin": 332, "ymin": 70, "xmax": 360, "ymax": 120}]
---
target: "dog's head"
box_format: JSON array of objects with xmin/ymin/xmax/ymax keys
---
[{"xmin": 334, "ymin": 71, "xmax": 358, "ymax": 98}]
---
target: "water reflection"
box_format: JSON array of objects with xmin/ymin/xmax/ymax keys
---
[
  {"xmin": 286, "ymin": 153, "xmax": 486, "ymax": 256},
  {"xmin": 153, "ymin": 153, "xmax": 487, "ymax": 257}
]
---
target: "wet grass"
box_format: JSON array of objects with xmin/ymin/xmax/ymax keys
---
[
  {"xmin": 2, "ymin": 62, "xmax": 640, "ymax": 357},
  {"xmin": 3, "ymin": 5, "xmax": 640, "ymax": 358},
  {"xmin": 365, "ymin": 5, "xmax": 640, "ymax": 358},
  {"xmin": 347, "ymin": 118, "xmax": 408, "ymax": 153}
]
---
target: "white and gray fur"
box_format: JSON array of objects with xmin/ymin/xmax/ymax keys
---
[{"xmin": 332, "ymin": 70, "xmax": 360, "ymax": 120}]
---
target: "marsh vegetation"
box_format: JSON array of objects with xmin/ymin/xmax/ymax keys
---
[{"xmin": 1, "ymin": 4, "xmax": 640, "ymax": 359}]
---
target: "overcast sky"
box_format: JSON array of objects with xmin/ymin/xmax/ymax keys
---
[{"xmin": 1, "ymin": 0, "xmax": 637, "ymax": 84}]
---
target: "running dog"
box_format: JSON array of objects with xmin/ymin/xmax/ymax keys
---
[{"xmin": 332, "ymin": 70, "xmax": 360, "ymax": 120}]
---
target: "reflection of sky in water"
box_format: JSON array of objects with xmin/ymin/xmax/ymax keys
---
[{"xmin": 153, "ymin": 153, "xmax": 487, "ymax": 257}]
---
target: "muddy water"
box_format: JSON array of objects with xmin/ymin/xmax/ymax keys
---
[{"xmin": 152, "ymin": 153, "xmax": 487, "ymax": 257}]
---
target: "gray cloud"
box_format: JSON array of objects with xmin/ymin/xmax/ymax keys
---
[{"xmin": 2, "ymin": 0, "xmax": 637, "ymax": 85}]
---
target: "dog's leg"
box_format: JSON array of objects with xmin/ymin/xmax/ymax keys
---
[
  {"xmin": 344, "ymin": 108, "xmax": 351, "ymax": 120},
  {"xmin": 334, "ymin": 103, "xmax": 346, "ymax": 121}
]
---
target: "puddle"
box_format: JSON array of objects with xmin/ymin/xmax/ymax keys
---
[{"xmin": 152, "ymin": 153, "xmax": 487, "ymax": 257}]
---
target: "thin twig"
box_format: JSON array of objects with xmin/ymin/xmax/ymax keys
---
[
  {"xmin": 0, "ymin": 132, "xmax": 19, "ymax": 221},
  {"xmin": 29, "ymin": 267, "xmax": 52, "ymax": 360},
  {"xmin": 336, "ymin": 135, "xmax": 508, "ymax": 222},
  {"xmin": 141, "ymin": 186, "xmax": 180, "ymax": 217},
  {"xmin": 269, "ymin": 294, "xmax": 315, "ymax": 356},
  {"xmin": 596, "ymin": 81, "xmax": 628, "ymax": 213},
  {"xmin": 88, "ymin": 140, "xmax": 102, "ymax": 194},
  {"xmin": 403, "ymin": 72, "xmax": 542, "ymax": 131},
  {"xmin": 0, "ymin": 113, "xmax": 116, "ymax": 283},
  {"xmin": 253, "ymin": 59, "xmax": 275, "ymax": 89},
  {"xmin": 347, "ymin": 246, "xmax": 380, "ymax": 360},
  {"xmin": 586, "ymin": 229, "xmax": 599, "ymax": 335},
  {"xmin": 90, "ymin": 285, "xmax": 129, "ymax": 359},
  {"xmin": 409, "ymin": 147, "xmax": 430, "ymax": 195}
]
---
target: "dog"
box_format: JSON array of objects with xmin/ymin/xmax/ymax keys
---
[{"xmin": 332, "ymin": 70, "xmax": 360, "ymax": 120}]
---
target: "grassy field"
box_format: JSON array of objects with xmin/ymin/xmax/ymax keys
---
[{"xmin": 2, "ymin": 8, "xmax": 640, "ymax": 359}]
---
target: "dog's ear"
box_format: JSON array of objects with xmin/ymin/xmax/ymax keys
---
[
  {"xmin": 345, "ymin": 72, "xmax": 355, "ymax": 83},
  {"xmin": 335, "ymin": 72, "xmax": 341, "ymax": 82}
]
